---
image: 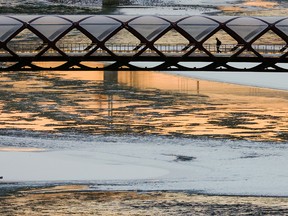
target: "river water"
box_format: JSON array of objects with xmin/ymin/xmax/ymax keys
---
[
  {"xmin": 0, "ymin": 70, "xmax": 288, "ymax": 195},
  {"xmin": 0, "ymin": 70, "xmax": 287, "ymax": 141},
  {"xmin": 0, "ymin": 1, "xmax": 288, "ymax": 196},
  {"xmin": 0, "ymin": 0, "xmax": 241, "ymax": 15}
]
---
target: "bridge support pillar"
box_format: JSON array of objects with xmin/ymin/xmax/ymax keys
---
[{"xmin": 104, "ymin": 71, "xmax": 118, "ymax": 84}]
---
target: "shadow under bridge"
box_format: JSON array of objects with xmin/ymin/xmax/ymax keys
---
[{"xmin": 1, "ymin": 15, "xmax": 288, "ymax": 72}]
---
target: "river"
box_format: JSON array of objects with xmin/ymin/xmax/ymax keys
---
[
  {"xmin": 0, "ymin": 69, "xmax": 288, "ymax": 195},
  {"xmin": 0, "ymin": 0, "xmax": 272, "ymax": 15},
  {"xmin": 0, "ymin": 0, "xmax": 288, "ymax": 197}
]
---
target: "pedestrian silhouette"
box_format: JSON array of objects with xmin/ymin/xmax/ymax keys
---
[{"xmin": 216, "ymin": 38, "xmax": 222, "ymax": 53}]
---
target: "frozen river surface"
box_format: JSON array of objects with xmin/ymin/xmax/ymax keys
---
[
  {"xmin": 1, "ymin": 134, "xmax": 288, "ymax": 196},
  {"xmin": 167, "ymin": 71, "xmax": 288, "ymax": 91}
]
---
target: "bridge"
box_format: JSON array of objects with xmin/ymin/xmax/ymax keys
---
[{"xmin": 1, "ymin": 15, "xmax": 288, "ymax": 72}]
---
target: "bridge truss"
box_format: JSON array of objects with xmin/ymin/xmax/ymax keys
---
[{"xmin": 1, "ymin": 15, "xmax": 288, "ymax": 72}]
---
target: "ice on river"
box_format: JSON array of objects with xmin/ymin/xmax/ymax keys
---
[
  {"xmin": 1, "ymin": 134, "xmax": 288, "ymax": 196},
  {"xmin": 167, "ymin": 71, "xmax": 288, "ymax": 91}
]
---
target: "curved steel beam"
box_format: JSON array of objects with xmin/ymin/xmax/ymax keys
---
[{"xmin": 0, "ymin": 15, "xmax": 288, "ymax": 72}]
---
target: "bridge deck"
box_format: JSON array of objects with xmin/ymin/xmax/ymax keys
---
[
  {"xmin": 0, "ymin": 43, "xmax": 286, "ymax": 56},
  {"xmin": 1, "ymin": 43, "xmax": 286, "ymax": 57},
  {"xmin": 1, "ymin": 43, "xmax": 288, "ymax": 71}
]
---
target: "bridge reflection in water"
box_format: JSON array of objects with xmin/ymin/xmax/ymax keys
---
[
  {"xmin": 1, "ymin": 15, "xmax": 288, "ymax": 72},
  {"xmin": 1, "ymin": 69, "xmax": 287, "ymax": 141}
]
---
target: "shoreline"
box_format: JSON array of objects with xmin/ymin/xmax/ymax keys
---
[
  {"xmin": 2, "ymin": 183, "xmax": 288, "ymax": 198},
  {"xmin": 1, "ymin": 186, "xmax": 288, "ymax": 215}
]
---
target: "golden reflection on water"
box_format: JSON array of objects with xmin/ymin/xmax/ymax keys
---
[
  {"xmin": 219, "ymin": 0, "xmax": 278, "ymax": 14},
  {"xmin": 243, "ymin": 0, "xmax": 278, "ymax": 8},
  {"xmin": 0, "ymin": 69, "xmax": 287, "ymax": 142}
]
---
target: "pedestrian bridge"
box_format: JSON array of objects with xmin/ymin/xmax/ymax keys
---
[{"xmin": 1, "ymin": 15, "xmax": 288, "ymax": 72}]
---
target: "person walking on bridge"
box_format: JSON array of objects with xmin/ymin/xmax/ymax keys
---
[{"xmin": 216, "ymin": 38, "xmax": 222, "ymax": 53}]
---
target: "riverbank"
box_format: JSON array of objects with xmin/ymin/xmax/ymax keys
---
[{"xmin": 1, "ymin": 185, "xmax": 288, "ymax": 215}]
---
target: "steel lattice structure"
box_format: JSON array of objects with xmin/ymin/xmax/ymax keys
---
[{"xmin": 1, "ymin": 15, "xmax": 288, "ymax": 72}]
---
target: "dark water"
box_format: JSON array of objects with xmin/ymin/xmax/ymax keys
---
[
  {"xmin": 0, "ymin": 0, "xmax": 224, "ymax": 14},
  {"xmin": 0, "ymin": 0, "xmax": 286, "ymax": 16},
  {"xmin": 0, "ymin": 70, "xmax": 287, "ymax": 142}
]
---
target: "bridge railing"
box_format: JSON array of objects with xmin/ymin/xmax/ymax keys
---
[{"xmin": 2, "ymin": 43, "xmax": 287, "ymax": 55}]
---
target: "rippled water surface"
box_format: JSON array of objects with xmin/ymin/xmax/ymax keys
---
[
  {"xmin": 0, "ymin": 70, "xmax": 287, "ymax": 142},
  {"xmin": 0, "ymin": 0, "xmax": 239, "ymax": 15}
]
